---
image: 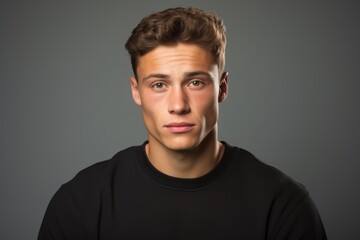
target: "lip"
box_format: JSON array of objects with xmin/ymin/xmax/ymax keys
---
[{"xmin": 164, "ymin": 122, "xmax": 195, "ymax": 133}]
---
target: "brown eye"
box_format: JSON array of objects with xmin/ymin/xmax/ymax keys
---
[{"xmin": 153, "ymin": 82, "xmax": 165, "ymax": 88}]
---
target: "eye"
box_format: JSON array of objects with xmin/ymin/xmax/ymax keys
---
[
  {"xmin": 151, "ymin": 82, "xmax": 166, "ymax": 89},
  {"xmin": 189, "ymin": 80, "xmax": 203, "ymax": 87}
]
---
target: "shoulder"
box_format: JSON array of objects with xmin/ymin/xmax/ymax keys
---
[
  {"xmin": 61, "ymin": 145, "xmax": 139, "ymax": 195},
  {"xmin": 224, "ymin": 143, "xmax": 327, "ymax": 238},
  {"xmin": 223, "ymin": 142, "xmax": 308, "ymax": 198},
  {"xmin": 38, "ymin": 145, "xmax": 141, "ymax": 238}
]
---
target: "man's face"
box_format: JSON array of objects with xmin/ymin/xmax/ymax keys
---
[{"xmin": 130, "ymin": 43, "xmax": 228, "ymax": 151}]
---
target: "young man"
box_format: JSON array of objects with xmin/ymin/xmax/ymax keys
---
[{"xmin": 38, "ymin": 7, "xmax": 327, "ymax": 239}]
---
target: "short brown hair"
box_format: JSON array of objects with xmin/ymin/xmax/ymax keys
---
[{"xmin": 125, "ymin": 7, "xmax": 226, "ymax": 78}]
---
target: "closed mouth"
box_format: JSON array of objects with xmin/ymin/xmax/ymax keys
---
[{"xmin": 164, "ymin": 122, "xmax": 195, "ymax": 133}]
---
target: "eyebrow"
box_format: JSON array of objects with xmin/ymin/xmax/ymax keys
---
[
  {"xmin": 142, "ymin": 73, "xmax": 169, "ymax": 82},
  {"xmin": 141, "ymin": 71, "xmax": 212, "ymax": 82},
  {"xmin": 185, "ymin": 71, "xmax": 212, "ymax": 77}
]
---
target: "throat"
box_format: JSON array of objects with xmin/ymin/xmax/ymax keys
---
[{"xmin": 146, "ymin": 140, "xmax": 224, "ymax": 179}]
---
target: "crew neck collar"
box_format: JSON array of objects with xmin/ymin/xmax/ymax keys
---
[{"xmin": 135, "ymin": 141, "xmax": 232, "ymax": 191}]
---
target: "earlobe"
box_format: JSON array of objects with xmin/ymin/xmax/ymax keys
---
[
  {"xmin": 218, "ymin": 72, "xmax": 229, "ymax": 102},
  {"xmin": 130, "ymin": 76, "xmax": 142, "ymax": 106}
]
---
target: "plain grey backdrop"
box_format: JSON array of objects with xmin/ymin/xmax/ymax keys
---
[{"xmin": 1, "ymin": 0, "xmax": 359, "ymax": 239}]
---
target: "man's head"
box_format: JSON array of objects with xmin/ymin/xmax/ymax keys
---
[
  {"xmin": 126, "ymin": 7, "xmax": 228, "ymax": 152},
  {"xmin": 125, "ymin": 7, "xmax": 227, "ymax": 79}
]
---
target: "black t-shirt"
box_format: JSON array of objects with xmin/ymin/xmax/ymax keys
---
[{"xmin": 38, "ymin": 142, "xmax": 327, "ymax": 239}]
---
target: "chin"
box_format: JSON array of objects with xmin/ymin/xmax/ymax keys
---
[{"xmin": 163, "ymin": 136, "xmax": 201, "ymax": 151}]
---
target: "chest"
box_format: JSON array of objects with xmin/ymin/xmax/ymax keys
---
[{"xmin": 96, "ymin": 183, "xmax": 269, "ymax": 239}]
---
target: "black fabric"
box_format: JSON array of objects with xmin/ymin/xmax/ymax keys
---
[{"xmin": 38, "ymin": 142, "xmax": 327, "ymax": 239}]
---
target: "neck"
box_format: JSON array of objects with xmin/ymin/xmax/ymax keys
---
[{"xmin": 146, "ymin": 130, "xmax": 224, "ymax": 178}]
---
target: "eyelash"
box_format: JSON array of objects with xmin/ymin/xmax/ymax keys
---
[
  {"xmin": 151, "ymin": 82, "xmax": 166, "ymax": 89},
  {"xmin": 150, "ymin": 79, "xmax": 205, "ymax": 90},
  {"xmin": 189, "ymin": 80, "xmax": 203, "ymax": 87}
]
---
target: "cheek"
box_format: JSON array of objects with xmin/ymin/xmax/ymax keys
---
[
  {"xmin": 140, "ymin": 91, "xmax": 167, "ymax": 120},
  {"xmin": 142, "ymin": 90, "xmax": 165, "ymax": 104},
  {"xmin": 192, "ymin": 90, "xmax": 219, "ymax": 118}
]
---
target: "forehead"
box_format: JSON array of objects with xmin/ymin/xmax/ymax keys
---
[{"xmin": 136, "ymin": 43, "xmax": 217, "ymax": 76}]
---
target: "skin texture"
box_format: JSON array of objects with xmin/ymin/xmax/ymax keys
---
[{"xmin": 130, "ymin": 43, "xmax": 228, "ymax": 178}]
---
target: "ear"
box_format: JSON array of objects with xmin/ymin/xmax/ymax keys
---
[
  {"xmin": 218, "ymin": 72, "xmax": 229, "ymax": 102},
  {"xmin": 130, "ymin": 76, "xmax": 142, "ymax": 106}
]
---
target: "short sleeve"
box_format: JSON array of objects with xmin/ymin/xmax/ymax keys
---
[
  {"xmin": 272, "ymin": 193, "xmax": 327, "ymax": 240},
  {"xmin": 38, "ymin": 186, "xmax": 84, "ymax": 240}
]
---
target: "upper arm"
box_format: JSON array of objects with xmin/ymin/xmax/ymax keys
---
[
  {"xmin": 270, "ymin": 193, "xmax": 327, "ymax": 240},
  {"xmin": 38, "ymin": 187, "xmax": 84, "ymax": 240}
]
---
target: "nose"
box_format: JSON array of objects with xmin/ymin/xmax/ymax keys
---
[{"xmin": 168, "ymin": 87, "xmax": 190, "ymax": 115}]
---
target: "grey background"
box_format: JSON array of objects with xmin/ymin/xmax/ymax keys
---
[{"xmin": 1, "ymin": 0, "xmax": 359, "ymax": 239}]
